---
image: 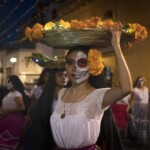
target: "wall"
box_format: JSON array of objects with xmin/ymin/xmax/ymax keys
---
[
  {"xmin": 58, "ymin": 0, "xmax": 116, "ymax": 20},
  {"xmin": 107, "ymin": 0, "xmax": 150, "ymax": 88},
  {"xmin": 0, "ymin": 48, "xmax": 41, "ymax": 86},
  {"xmin": 18, "ymin": 48, "xmax": 42, "ymax": 85},
  {"xmin": 36, "ymin": 43, "xmax": 65, "ymax": 57}
]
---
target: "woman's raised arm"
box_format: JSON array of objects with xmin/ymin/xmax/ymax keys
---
[{"xmin": 102, "ymin": 30, "xmax": 132, "ymax": 107}]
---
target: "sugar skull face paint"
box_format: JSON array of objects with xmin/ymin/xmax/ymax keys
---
[
  {"xmin": 138, "ymin": 78, "xmax": 144, "ymax": 87},
  {"xmin": 74, "ymin": 51, "xmax": 89, "ymax": 84}
]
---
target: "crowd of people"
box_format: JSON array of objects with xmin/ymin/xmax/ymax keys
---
[{"xmin": 0, "ymin": 29, "xmax": 149, "ymax": 150}]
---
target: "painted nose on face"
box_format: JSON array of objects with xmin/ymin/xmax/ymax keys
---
[{"xmin": 72, "ymin": 63, "xmax": 77, "ymax": 71}]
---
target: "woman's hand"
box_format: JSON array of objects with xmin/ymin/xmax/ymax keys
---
[{"xmin": 110, "ymin": 29, "xmax": 121, "ymax": 49}]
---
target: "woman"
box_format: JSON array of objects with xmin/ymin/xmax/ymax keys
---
[
  {"xmin": 28, "ymin": 68, "xmax": 51, "ymax": 116},
  {"xmin": 17, "ymin": 68, "xmax": 67, "ymax": 150},
  {"xmin": 30, "ymin": 68, "xmax": 51, "ymax": 100},
  {"xmin": 50, "ymin": 30, "xmax": 132, "ymax": 149},
  {"xmin": 0, "ymin": 75, "xmax": 30, "ymax": 150},
  {"xmin": 127, "ymin": 76, "xmax": 150, "ymax": 146}
]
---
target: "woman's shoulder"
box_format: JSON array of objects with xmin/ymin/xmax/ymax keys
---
[
  {"xmin": 95, "ymin": 88, "xmax": 110, "ymax": 94},
  {"xmin": 88, "ymin": 88, "xmax": 110, "ymax": 100},
  {"xmin": 144, "ymin": 86, "xmax": 149, "ymax": 91},
  {"xmin": 13, "ymin": 90, "xmax": 22, "ymax": 97},
  {"xmin": 133, "ymin": 87, "xmax": 139, "ymax": 91},
  {"xmin": 58, "ymin": 88, "xmax": 67, "ymax": 95},
  {"xmin": 33, "ymin": 85, "xmax": 42, "ymax": 91}
]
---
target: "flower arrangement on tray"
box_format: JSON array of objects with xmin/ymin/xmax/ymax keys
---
[
  {"xmin": 25, "ymin": 16, "xmax": 148, "ymax": 49},
  {"xmin": 24, "ymin": 53, "xmax": 66, "ymax": 69},
  {"xmin": 24, "ymin": 50, "xmax": 104, "ymax": 76}
]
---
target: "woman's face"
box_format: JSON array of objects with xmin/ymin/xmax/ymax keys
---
[
  {"xmin": 137, "ymin": 77, "xmax": 145, "ymax": 87},
  {"xmin": 43, "ymin": 72, "xmax": 50, "ymax": 83},
  {"xmin": 66, "ymin": 50, "xmax": 89, "ymax": 84},
  {"xmin": 7, "ymin": 79, "xmax": 14, "ymax": 90},
  {"xmin": 55, "ymin": 71, "xmax": 68, "ymax": 87}
]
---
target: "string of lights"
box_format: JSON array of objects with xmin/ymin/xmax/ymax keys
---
[{"xmin": 0, "ymin": 0, "xmax": 41, "ymax": 47}]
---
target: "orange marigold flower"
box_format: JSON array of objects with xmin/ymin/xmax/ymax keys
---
[
  {"xmin": 32, "ymin": 29, "xmax": 43, "ymax": 41},
  {"xmin": 25, "ymin": 27, "xmax": 33, "ymax": 42},
  {"xmin": 71, "ymin": 20, "xmax": 83, "ymax": 30},
  {"xmin": 91, "ymin": 16, "xmax": 101, "ymax": 23},
  {"xmin": 129, "ymin": 23, "xmax": 148, "ymax": 41},
  {"xmin": 88, "ymin": 49, "xmax": 104, "ymax": 76},
  {"xmin": 25, "ymin": 27, "xmax": 32, "ymax": 38},
  {"xmin": 102, "ymin": 19, "xmax": 115, "ymax": 29},
  {"xmin": 32, "ymin": 23, "xmax": 43, "ymax": 31},
  {"xmin": 113, "ymin": 22, "xmax": 123, "ymax": 30}
]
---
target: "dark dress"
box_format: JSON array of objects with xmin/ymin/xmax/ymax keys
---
[{"xmin": 96, "ymin": 108, "xmax": 124, "ymax": 150}]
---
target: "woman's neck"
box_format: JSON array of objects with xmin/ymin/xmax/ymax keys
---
[
  {"xmin": 69, "ymin": 80, "xmax": 94, "ymax": 95},
  {"xmin": 138, "ymin": 86, "xmax": 145, "ymax": 90},
  {"xmin": 54, "ymin": 86, "xmax": 63, "ymax": 98},
  {"xmin": 62, "ymin": 81, "xmax": 95, "ymax": 103}
]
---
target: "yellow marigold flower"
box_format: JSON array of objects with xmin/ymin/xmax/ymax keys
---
[
  {"xmin": 96, "ymin": 20, "xmax": 104, "ymax": 28},
  {"xmin": 59, "ymin": 20, "xmax": 71, "ymax": 29},
  {"xmin": 88, "ymin": 49, "xmax": 104, "ymax": 76},
  {"xmin": 44, "ymin": 21, "xmax": 55, "ymax": 30}
]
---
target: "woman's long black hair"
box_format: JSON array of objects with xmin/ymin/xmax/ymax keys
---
[
  {"xmin": 36, "ymin": 68, "xmax": 51, "ymax": 86},
  {"xmin": 28, "ymin": 68, "xmax": 65, "ymax": 150},
  {"xmin": 8, "ymin": 75, "xmax": 30, "ymax": 115}
]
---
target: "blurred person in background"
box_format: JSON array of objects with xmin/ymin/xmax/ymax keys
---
[
  {"xmin": 17, "ymin": 67, "xmax": 68, "ymax": 150},
  {"xmin": 126, "ymin": 76, "xmax": 150, "ymax": 146},
  {"xmin": 30, "ymin": 68, "xmax": 51, "ymax": 101},
  {"xmin": 0, "ymin": 75, "xmax": 30, "ymax": 150}
]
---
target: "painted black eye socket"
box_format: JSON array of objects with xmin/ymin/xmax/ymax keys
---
[{"xmin": 66, "ymin": 59, "xmax": 74, "ymax": 65}]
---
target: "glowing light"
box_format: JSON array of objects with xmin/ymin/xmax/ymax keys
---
[
  {"xmin": 35, "ymin": 59, "xmax": 39, "ymax": 62},
  {"xmin": 10, "ymin": 57, "xmax": 17, "ymax": 63}
]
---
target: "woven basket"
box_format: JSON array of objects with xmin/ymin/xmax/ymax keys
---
[{"xmin": 41, "ymin": 28, "xmax": 134, "ymax": 49}]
